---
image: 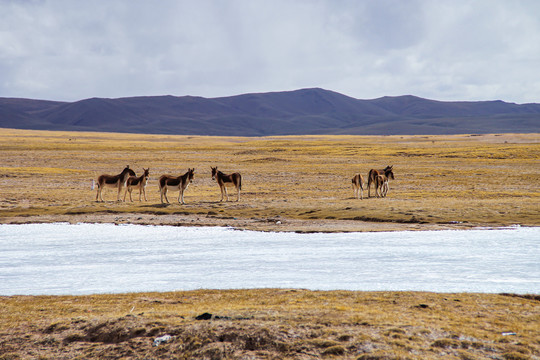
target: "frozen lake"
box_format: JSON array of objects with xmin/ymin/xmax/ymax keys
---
[{"xmin": 0, "ymin": 223, "xmax": 538, "ymax": 295}]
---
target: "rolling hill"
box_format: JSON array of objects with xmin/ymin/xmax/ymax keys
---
[{"xmin": 1, "ymin": 88, "xmax": 539, "ymax": 135}]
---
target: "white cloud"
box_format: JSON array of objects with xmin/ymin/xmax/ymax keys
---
[{"xmin": 0, "ymin": 0, "xmax": 539, "ymax": 103}]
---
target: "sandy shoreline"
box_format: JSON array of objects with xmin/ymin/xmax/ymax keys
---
[{"xmin": 1, "ymin": 212, "xmax": 491, "ymax": 232}]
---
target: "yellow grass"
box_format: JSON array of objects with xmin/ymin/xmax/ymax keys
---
[
  {"xmin": 0, "ymin": 129, "xmax": 539, "ymax": 230},
  {"xmin": 0, "ymin": 290, "xmax": 538, "ymax": 359},
  {"xmin": 1, "ymin": 129, "xmax": 539, "ymax": 359}
]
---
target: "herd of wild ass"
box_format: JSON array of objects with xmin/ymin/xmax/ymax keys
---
[{"xmin": 95, "ymin": 165, "xmax": 394, "ymax": 203}]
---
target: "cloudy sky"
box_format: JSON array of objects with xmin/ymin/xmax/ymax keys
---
[{"xmin": 1, "ymin": 0, "xmax": 539, "ymax": 103}]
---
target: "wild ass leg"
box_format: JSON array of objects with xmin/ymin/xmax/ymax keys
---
[
  {"xmin": 124, "ymin": 187, "xmax": 133, "ymax": 202},
  {"xmin": 236, "ymin": 185, "xmax": 240, "ymax": 202},
  {"xmin": 141, "ymin": 186, "xmax": 147, "ymax": 201},
  {"xmin": 161, "ymin": 187, "xmax": 170, "ymax": 204},
  {"xmin": 368, "ymin": 170, "xmax": 376, "ymax": 198},
  {"xmin": 219, "ymin": 185, "xmax": 227, "ymax": 201},
  {"xmin": 181, "ymin": 186, "xmax": 188, "ymax": 205},
  {"xmin": 178, "ymin": 188, "xmax": 184, "ymax": 204},
  {"xmin": 164, "ymin": 188, "xmax": 170, "ymax": 203},
  {"xmin": 116, "ymin": 182, "xmax": 123, "ymax": 201},
  {"xmin": 98, "ymin": 183, "xmax": 105, "ymax": 202},
  {"xmin": 139, "ymin": 184, "xmax": 147, "ymax": 201}
]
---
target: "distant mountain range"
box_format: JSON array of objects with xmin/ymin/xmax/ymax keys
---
[{"xmin": 1, "ymin": 88, "xmax": 539, "ymax": 135}]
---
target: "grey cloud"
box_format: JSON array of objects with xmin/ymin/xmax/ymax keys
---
[{"xmin": 0, "ymin": 0, "xmax": 539, "ymax": 103}]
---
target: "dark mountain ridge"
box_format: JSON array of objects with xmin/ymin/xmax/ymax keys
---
[{"xmin": 1, "ymin": 88, "xmax": 539, "ymax": 135}]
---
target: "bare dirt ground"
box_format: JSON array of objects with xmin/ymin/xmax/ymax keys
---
[{"xmin": 2, "ymin": 212, "xmax": 476, "ymax": 232}]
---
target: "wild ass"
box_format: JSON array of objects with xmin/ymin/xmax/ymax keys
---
[
  {"xmin": 95, "ymin": 165, "xmax": 136, "ymax": 202},
  {"xmin": 375, "ymin": 167, "xmax": 395, "ymax": 198},
  {"xmin": 367, "ymin": 165, "xmax": 394, "ymax": 198},
  {"xmin": 211, "ymin": 167, "xmax": 242, "ymax": 202},
  {"xmin": 124, "ymin": 168, "xmax": 150, "ymax": 202},
  {"xmin": 351, "ymin": 174, "xmax": 365, "ymax": 200},
  {"xmin": 158, "ymin": 168, "xmax": 194, "ymax": 204}
]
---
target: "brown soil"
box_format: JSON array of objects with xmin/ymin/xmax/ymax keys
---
[{"xmin": 1, "ymin": 212, "xmax": 482, "ymax": 233}]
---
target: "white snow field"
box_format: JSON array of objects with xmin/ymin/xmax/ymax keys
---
[{"xmin": 0, "ymin": 223, "xmax": 538, "ymax": 295}]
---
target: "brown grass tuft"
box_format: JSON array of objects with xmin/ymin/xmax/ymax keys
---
[{"xmin": 1, "ymin": 290, "xmax": 538, "ymax": 359}]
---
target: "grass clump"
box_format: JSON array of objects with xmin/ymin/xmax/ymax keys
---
[{"xmin": 1, "ymin": 290, "xmax": 538, "ymax": 359}]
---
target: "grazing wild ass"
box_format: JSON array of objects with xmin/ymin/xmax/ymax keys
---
[
  {"xmin": 211, "ymin": 167, "xmax": 242, "ymax": 202},
  {"xmin": 375, "ymin": 167, "xmax": 395, "ymax": 198},
  {"xmin": 367, "ymin": 165, "xmax": 394, "ymax": 198},
  {"xmin": 351, "ymin": 174, "xmax": 365, "ymax": 199},
  {"xmin": 158, "ymin": 168, "xmax": 194, "ymax": 204},
  {"xmin": 124, "ymin": 168, "xmax": 150, "ymax": 202},
  {"xmin": 95, "ymin": 165, "xmax": 136, "ymax": 202}
]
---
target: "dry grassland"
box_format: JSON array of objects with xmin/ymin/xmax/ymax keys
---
[
  {"xmin": 1, "ymin": 290, "xmax": 539, "ymax": 359},
  {"xmin": 1, "ymin": 129, "xmax": 539, "ymax": 359},
  {"xmin": 0, "ymin": 129, "xmax": 538, "ymax": 231}
]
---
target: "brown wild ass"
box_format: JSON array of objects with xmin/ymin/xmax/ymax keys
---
[
  {"xmin": 351, "ymin": 174, "xmax": 365, "ymax": 199},
  {"xmin": 367, "ymin": 165, "xmax": 394, "ymax": 198},
  {"xmin": 374, "ymin": 167, "xmax": 395, "ymax": 198},
  {"xmin": 211, "ymin": 167, "xmax": 242, "ymax": 202},
  {"xmin": 95, "ymin": 165, "xmax": 136, "ymax": 202},
  {"xmin": 124, "ymin": 168, "xmax": 150, "ymax": 202},
  {"xmin": 158, "ymin": 168, "xmax": 194, "ymax": 204}
]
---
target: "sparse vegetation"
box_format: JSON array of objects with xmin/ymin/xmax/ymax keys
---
[
  {"xmin": 0, "ymin": 129, "xmax": 538, "ymax": 231},
  {"xmin": 0, "ymin": 290, "xmax": 538, "ymax": 359},
  {"xmin": 0, "ymin": 129, "xmax": 538, "ymax": 358}
]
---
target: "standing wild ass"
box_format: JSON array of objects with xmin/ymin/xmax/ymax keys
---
[
  {"xmin": 367, "ymin": 165, "xmax": 394, "ymax": 198},
  {"xmin": 158, "ymin": 168, "xmax": 194, "ymax": 204},
  {"xmin": 351, "ymin": 174, "xmax": 365, "ymax": 199},
  {"xmin": 211, "ymin": 167, "xmax": 242, "ymax": 202},
  {"xmin": 95, "ymin": 165, "xmax": 136, "ymax": 202},
  {"xmin": 124, "ymin": 168, "xmax": 150, "ymax": 202},
  {"xmin": 374, "ymin": 167, "xmax": 395, "ymax": 198}
]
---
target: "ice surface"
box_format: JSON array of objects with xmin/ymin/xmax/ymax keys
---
[{"xmin": 0, "ymin": 223, "xmax": 538, "ymax": 295}]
